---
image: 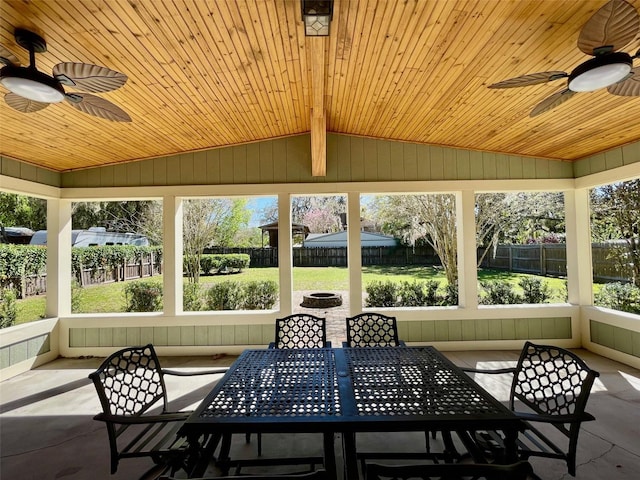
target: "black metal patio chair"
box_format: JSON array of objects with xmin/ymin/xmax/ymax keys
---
[
  {"xmin": 270, "ymin": 313, "xmax": 331, "ymax": 349},
  {"xmin": 457, "ymin": 341, "xmax": 599, "ymax": 477},
  {"xmin": 366, "ymin": 461, "xmax": 533, "ymax": 480},
  {"xmin": 344, "ymin": 312, "xmax": 405, "ymax": 347},
  {"xmin": 247, "ymin": 314, "xmax": 331, "ymax": 456},
  {"xmin": 89, "ymin": 344, "xmax": 227, "ymax": 479}
]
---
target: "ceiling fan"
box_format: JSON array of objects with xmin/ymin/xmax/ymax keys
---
[
  {"xmin": 489, "ymin": 0, "xmax": 640, "ymax": 117},
  {"xmin": 0, "ymin": 28, "xmax": 131, "ymax": 122}
]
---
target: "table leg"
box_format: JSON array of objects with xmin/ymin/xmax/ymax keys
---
[
  {"xmin": 188, "ymin": 432, "xmax": 222, "ymax": 478},
  {"xmin": 342, "ymin": 432, "xmax": 359, "ymax": 480},
  {"xmin": 323, "ymin": 433, "xmax": 337, "ymax": 478},
  {"xmin": 215, "ymin": 433, "xmax": 233, "ymax": 475}
]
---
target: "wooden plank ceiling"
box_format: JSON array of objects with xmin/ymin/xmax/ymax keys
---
[{"xmin": 1, "ymin": 0, "xmax": 640, "ymax": 173}]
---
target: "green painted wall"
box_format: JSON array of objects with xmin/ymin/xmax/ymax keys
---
[
  {"xmin": 60, "ymin": 134, "xmax": 574, "ymax": 188},
  {"xmin": 68, "ymin": 317, "xmax": 571, "ymax": 348},
  {"xmin": 574, "ymin": 142, "xmax": 640, "ymax": 178},
  {"xmin": 1, "ymin": 155, "xmax": 61, "ymax": 187},
  {"xmin": 398, "ymin": 317, "xmax": 572, "ymax": 342},
  {"xmin": 69, "ymin": 324, "xmax": 275, "ymax": 348},
  {"xmin": 5, "ymin": 137, "xmax": 639, "ymax": 188},
  {"xmin": 0, "ymin": 334, "xmax": 51, "ymax": 369},
  {"xmin": 590, "ymin": 320, "xmax": 640, "ymax": 358}
]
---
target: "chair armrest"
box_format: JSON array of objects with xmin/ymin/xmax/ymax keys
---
[
  {"xmin": 94, "ymin": 411, "xmax": 190, "ymax": 424},
  {"xmin": 162, "ymin": 367, "xmax": 227, "ymax": 377},
  {"xmin": 460, "ymin": 366, "xmax": 516, "ymax": 375},
  {"xmin": 268, "ymin": 342, "xmax": 276, "ymax": 349},
  {"xmin": 515, "ymin": 411, "xmax": 596, "ymax": 424},
  {"xmin": 398, "ymin": 340, "xmax": 407, "ymax": 346}
]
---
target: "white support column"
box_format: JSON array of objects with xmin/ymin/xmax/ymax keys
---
[
  {"xmin": 46, "ymin": 198, "xmax": 72, "ymax": 318},
  {"xmin": 347, "ymin": 192, "xmax": 362, "ymax": 315},
  {"xmin": 565, "ymin": 189, "xmax": 593, "ymax": 306},
  {"xmin": 457, "ymin": 190, "xmax": 478, "ymax": 309},
  {"xmin": 163, "ymin": 196, "xmax": 182, "ymax": 316},
  {"xmin": 278, "ymin": 193, "xmax": 293, "ymax": 316}
]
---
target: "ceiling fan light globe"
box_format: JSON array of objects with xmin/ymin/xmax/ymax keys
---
[
  {"xmin": 0, "ymin": 65, "xmax": 65, "ymax": 103},
  {"xmin": 568, "ymin": 52, "xmax": 633, "ymax": 92}
]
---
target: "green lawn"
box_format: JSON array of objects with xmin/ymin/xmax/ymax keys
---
[{"xmin": 11, "ymin": 266, "xmax": 582, "ymax": 325}]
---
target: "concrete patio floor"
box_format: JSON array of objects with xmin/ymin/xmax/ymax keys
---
[{"xmin": 1, "ymin": 347, "xmax": 638, "ymax": 480}]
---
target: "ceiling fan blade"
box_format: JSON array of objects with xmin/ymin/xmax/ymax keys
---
[
  {"xmin": 53, "ymin": 62, "xmax": 128, "ymax": 93},
  {"xmin": 607, "ymin": 68, "xmax": 640, "ymax": 95},
  {"xmin": 578, "ymin": 0, "xmax": 640, "ymax": 55},
  {"xmin": 530, "ymin": 89, "xmax": 577, "ymax": 117},
  {"xmin": 65, "ymin": 93, "xmax": 131, "ymax": 122},
  {"xmin": 488, "ymin": 72, "xmax": 568, "ymax": 88},
  {"xmin": 4, "ymin": 92, "xmax": 49, "ymax": 112},
  {"xmin": 0, "ymin": 45, "xmax": 20, "ymax": 66}
]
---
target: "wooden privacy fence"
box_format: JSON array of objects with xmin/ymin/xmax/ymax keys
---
[
  {"xmin": 478, "ymin": 243, "xmax": 634, "ymax": 283},
  {"xmin": 206, "ymin": 246, "xmax": 440, "ymax": 267},
  {"xmin": 17, "ymin": 253, "xmax": 160, "ymax": 298},
  {"xmin": 213, "ymin": 244, "xmax": 632, "ymax": 282}
]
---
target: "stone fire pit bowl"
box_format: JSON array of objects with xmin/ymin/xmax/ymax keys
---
[{"xmin": 300, "ymin": 292, "xmax": 343, "ymax": 308}]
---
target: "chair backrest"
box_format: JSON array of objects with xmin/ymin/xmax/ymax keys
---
[
  {"xmin": 275, "ymin": 314, "xmax": 328, "ymax": 349},
  {"xmin": 345, "ymin": 313, "xmax": 401, "ymax": 347},
  {"xmin": 366, "ymin": 461, "xmax": 533, "ymax": 480},
  {"xmin": 161, "ymin": 470, "xmax": 329, "ymax": 480},
  {"xmin": 511, "ymin": 341, "xmax": 600, "ymax": 422},
  {"xmin": 89, "ymin": 344, "xmax": 169, "ymax": 418}
]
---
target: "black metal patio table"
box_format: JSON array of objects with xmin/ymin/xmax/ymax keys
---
[{"xmin": 181, "ymin": 346, "xmax": 523, "ymax": 479}]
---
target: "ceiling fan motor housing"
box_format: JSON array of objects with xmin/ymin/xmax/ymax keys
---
[{"xmin": 568, "ymin": 52, "xmax": 633, "ymax": 92}]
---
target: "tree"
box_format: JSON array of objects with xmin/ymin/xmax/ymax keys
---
[
  {"xmin": 372, "ymin": 194, "xmax": 458, "ymax": 286},
  {"xmin": 302, "ymin": 209, "xmax": 342, "ymax": 233},
  {"xmin": 0, "ymin": 193, "xmax": 47, "ymax": 230},
  {"xmin": 258, "ymin": 195, "xmax": 346, "ymax": 228},
  {"xmin": 591, "ymin": 179, "xmax": 640, "ymax": 287},
  {"xmin": 71, "ymin": 201, "xmax": 163, "ymax": 244},
  {"xmin": 475, "ymin": 192, "xmax": 565, "ymax": 265},
  {"xmin": 183, "ymin": 198, "xmax": 250, "ymax": 283}
]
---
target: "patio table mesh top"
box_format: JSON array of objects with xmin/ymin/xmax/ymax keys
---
[
  {"xmin": 200, "ymin": 348, "xmax": 341, "ymax": 418},
  {"xmin": 344, "ymin": 347, "xmax": 504, "ymax": 417},
  {"xmin": 196, "ymin": 347, "xmax": 509, "ymax": 422}
]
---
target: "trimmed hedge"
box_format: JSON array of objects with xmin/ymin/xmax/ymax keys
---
[
  {"xmin": 198, "ymin": 254, "xmax": 250, "ymax": 275},
  {"xmin": 365, "ymin": 279, "xmax": 455, "ymax": 307},
  {"xmin": 205, "ymin": 280, "xmax": 278, "ymax": 310}
]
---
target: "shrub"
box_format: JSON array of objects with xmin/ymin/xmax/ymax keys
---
[
  {"xmin": 594, "ymin": 282, "xmax": 640, "ymax": 314},
  {"xmin": 218, "ymin": 254, "xmax": 250, "ymax": 273},
  {"xmin": 183, "ymin": 283, "xmax": 202, "ymax": 311},
  {"xmin": 71, "ymin": 280, "xmax": 84, "ymax": 313},
  {"xmin": 398, "ymin": 280, "xmax": 439, "ymax": 307},
  {"xmin": 199, "ymin": 255, "xmax": 222, "ymax": 276},
  {"xmin": 243, "ymin": 280, "xmax": 279, "ymax": 310},
  {"xmin": 479, "ymin": 280, "xmax": 520, "ymax": 305},
  {"xmin": 123, "ymin": 280, "xmax": 163, "ymax": 312},
  {"xmin": 441, "ymin": 283, "xmax": 459, "ymax": 306},
  {"xmin": 205, "ymin": 281, "xmax": 245, "ymax": 310},
  {"xmin": 519, "ymin": 277, "xmax": 551, "ymax": 304},
  {"xmin": 0, "ymin": 288, "xmax": 18, "ymax": 329},
  {"xmin": 365, "ymin": 280, "xmax": 398, "ymax": 307}
]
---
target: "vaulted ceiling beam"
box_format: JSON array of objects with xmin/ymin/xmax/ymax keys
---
[{"xmin": 309, "ymin": 36, "xmax": 326, "ymax": 177}]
